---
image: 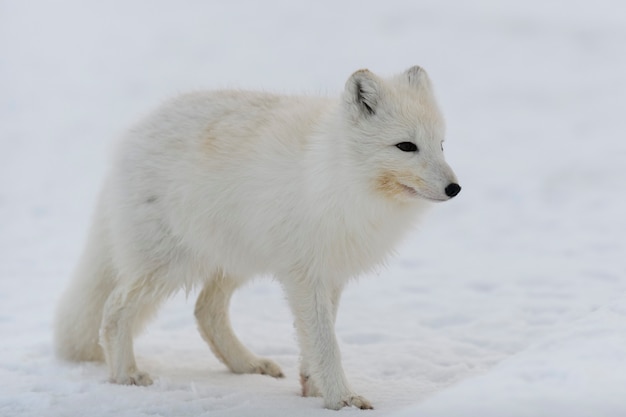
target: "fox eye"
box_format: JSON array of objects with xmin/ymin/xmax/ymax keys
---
[{"xmin": 395, "ymin": 142, "xmax": 418, "ymax": 152}]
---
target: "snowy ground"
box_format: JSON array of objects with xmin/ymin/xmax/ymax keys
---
[{"xmin": 1, "ymin": 1, "xmax": 626, "ymax": 416}]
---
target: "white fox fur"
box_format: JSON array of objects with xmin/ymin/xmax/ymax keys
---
[{"xmin": 54, "ymin": 66, "xmax": 460, "ymax": 410}]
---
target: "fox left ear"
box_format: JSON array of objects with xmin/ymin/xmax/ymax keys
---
[{"xmin": 345, "ymin": 69, "xmax": 381, "ymax": 116}]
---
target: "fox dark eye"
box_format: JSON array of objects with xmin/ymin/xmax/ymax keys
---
[{"xmin": 395, "ymin": 142, "xmax": 418, "ymax": 152}]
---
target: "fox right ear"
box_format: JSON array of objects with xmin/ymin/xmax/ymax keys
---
[
  {"xmin": 405, "ymin": 65, "xmax": 424, "ymax": 86},
  {"xmin": 405, "ymin": 65, "xmax": 432, "ymax": 90},
  {"xmin": 345, "ymin": 69, "xmax": 381, "ymax": 117}
]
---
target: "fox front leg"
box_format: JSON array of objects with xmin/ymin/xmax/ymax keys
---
[{"xmin": 284, "ymin": 279, "xmax": 372, "ymax": 410}]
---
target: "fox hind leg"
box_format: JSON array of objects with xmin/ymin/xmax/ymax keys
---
[
  {"xmin": 195, "ymin": 274, "xmax": 284, "ymax": 378},
  {"xmin": 99, "ymin": 280, "xmax": 166, "ymax": 386}
]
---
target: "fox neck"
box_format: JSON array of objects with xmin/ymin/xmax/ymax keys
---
[{"xmin": 301, "ymin": 108, "xmax": 427, "ymax": 278}]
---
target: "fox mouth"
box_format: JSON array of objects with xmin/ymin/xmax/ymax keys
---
[
  {"xmin": 400, "ymin": 183, "xmax": 419, "ymax": 197},
  {"xmin": 376, "ymin": 173, "xmax": 449, "ymax": 202},
  {"xmin": 399, "ymin": 183, "xmax": 447, "ymax": 202}
]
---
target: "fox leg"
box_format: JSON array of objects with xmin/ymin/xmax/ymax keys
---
[
  {"xmin": 100, "ymin": 280, "xmax": 164, "ymax": 386},
  {"xmin": 194, "ymin": 275, "xmax": 284, "ymax": 378},
  {"xmin": 285, "ymin": 279, "xmax": 372, "ymax": 410},
  {"xmin": 299, "ymin": 285, "xmax": 342, "ymax": 398}
]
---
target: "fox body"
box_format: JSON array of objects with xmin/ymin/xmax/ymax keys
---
[{"xmin": 55, "ymin": 66, "xmax": 460, "ymax": 410}]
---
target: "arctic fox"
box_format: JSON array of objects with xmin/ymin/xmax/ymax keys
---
[{"xmin": 54, "ymin": 66, "xmax": 460, "ymax": 410}]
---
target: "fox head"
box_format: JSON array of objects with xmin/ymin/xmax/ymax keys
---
[{"xmin": 341, "ymin": 66, "xmax": 460, "ymax": 203}]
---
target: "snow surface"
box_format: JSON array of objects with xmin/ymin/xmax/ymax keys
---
[{"xmin": 1, "ymin": 1, "xmax": 625, "ymax": 416}]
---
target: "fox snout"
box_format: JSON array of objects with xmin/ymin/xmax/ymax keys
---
[{"xmin": 445, "ymin": 183, "xmax": 461, "ymax": 198}]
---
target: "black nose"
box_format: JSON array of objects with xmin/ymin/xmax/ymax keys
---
[{"xmin": 445, "ymin": 183, "xmax": 461, "ymax": 198}]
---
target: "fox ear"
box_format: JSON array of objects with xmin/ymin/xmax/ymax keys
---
[
  {"xmin": 405, "ymin": 65, "xmax": 425, "ymax": 87},
  {"xmin": 345, "ymin": 69, "xmax": 380, "ymax": 116}
]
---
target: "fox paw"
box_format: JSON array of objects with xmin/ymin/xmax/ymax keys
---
[
  {"xmin": 234, "ymin": 358, "xmax": 284, "ymax": 378},
  {"xmin": 252, "ymin": 358, "xmax": 284, "ymax": 378},
  {"xmin": 325, "ymin": 393, "xmax": 373, "ymax": 410},
  {"xmin": 110, "ymin": 371, "xmax": 153, "ymax": 386}
]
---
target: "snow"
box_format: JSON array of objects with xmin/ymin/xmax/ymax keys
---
[
  {"xmin": 396, "ymin": 300, "xmax": 626, "ymax": 417},
  {"xmin": 1, "ymin": 0, "xmax": 625, "ymax": 416}
]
